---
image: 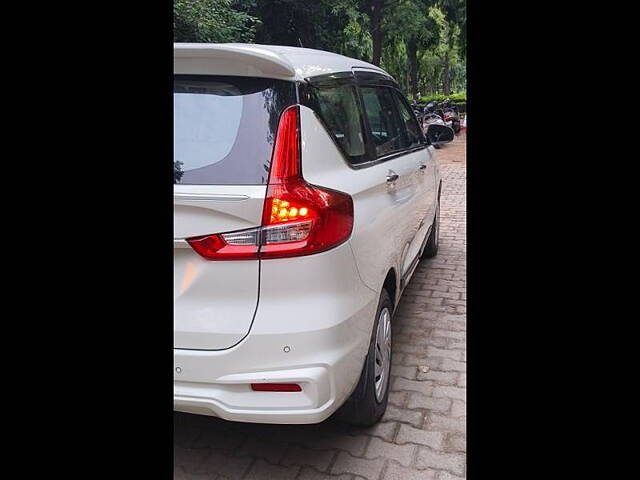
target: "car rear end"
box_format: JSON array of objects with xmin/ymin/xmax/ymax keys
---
[{"xmin": 173, "ymin": 45, "xmax": 378, "ymax": 423}]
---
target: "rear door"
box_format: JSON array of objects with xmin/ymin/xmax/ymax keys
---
[
  {"xmin": 391, "ymin": 90, "xmax": 436, "ymax": 268},
  {"xmin": 356, "ymin": 84, "xmax": 426, "ymax": 281},
  {"xmin": 173, "ymin": 75, "xmax": 295, "ymax": 350},
  {"xmin": 298, "ymin": 71, "xmax": 426, "ymax": 296}
]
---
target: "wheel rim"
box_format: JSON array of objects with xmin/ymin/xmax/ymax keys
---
[{"xmin": 374, "ymin": 307, "xmax": 392, "ymax": 402}]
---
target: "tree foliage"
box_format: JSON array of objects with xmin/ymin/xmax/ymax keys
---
[
  {"xmin": 173, "ymin": 0, "xmax": 465, "ymax": 97},
  {"xmin": 174, "ymin": 0, "xmax": 257, "ymax": 42}
]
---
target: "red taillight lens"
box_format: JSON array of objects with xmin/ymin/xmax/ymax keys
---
[
  {"xmin": 250, "ymin": 383, "xmax": 302, "ymax": 392},
  {"xmin": 260, "ymin": 179, "xmax": 353, "ymax": 258},
  {"xmin": 267, "ymin": 106, "xmax": 301, "ymax": 184},
  {"xmin": 260, "ymin": 105, "xmax": 353, "ymax": 259},
  {"xmin": 186, "ymin": 230, "xmax": 259, "ymax": 261},
  {"xmin": 186, "ymin": 105, "xmax": 353, "ymax": 261}
]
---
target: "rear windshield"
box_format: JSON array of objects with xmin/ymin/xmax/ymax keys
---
[{"xmin": 174, "ymin": 75, "xmax": 296, "ymax": 185}]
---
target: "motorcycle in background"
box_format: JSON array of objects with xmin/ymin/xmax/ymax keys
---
[
  {"xmin": 422, "ymin": 101, "xmax": 450, "ymax": 149},
  {"xmin": 442, "ymin": 99, "xmax": 461, "ymax": 134}
]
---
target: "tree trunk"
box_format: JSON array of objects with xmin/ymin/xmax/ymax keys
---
[
  {"xmin": 442, "ymin": 52, "xmax": 450, "ymax": 95},
  {"xmin": 370, "ymin": 0, "xmax": 383, "ymax": 66},
  {"xmin": 442, "ymin": 29, "xmax": 456, "ymax": 95},
  {"xmin": 407, "ymin": 37, "xmax": 418, "ymax": 99}
]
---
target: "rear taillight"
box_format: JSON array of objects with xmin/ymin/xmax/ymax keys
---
[
  {"xmin": 187, "ymin": 230, "xmax": 259, "ymax": 261},
  {"xmin": 186, "ymin": 105, "xmax": 354, "ymax": 261}
]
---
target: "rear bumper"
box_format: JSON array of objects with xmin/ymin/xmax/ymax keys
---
[
  {"xmin": 174, "ymin": 241, "xmax": 379, "ymax": 424},
  {"xmin": 174, "ymin": 363, "xmax": 340, "ymax": 424},
  {"xmin": 173, "ymin": 305, "xmax": 374, "ymax": 424}
]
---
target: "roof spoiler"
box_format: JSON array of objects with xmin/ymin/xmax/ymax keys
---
[{"xmin": 174, "ymin": 43, "xmax": 297, "ymax": 80}]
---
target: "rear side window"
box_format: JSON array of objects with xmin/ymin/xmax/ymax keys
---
[
  {"xmin": 174, "ymin": 75, "xmax": 296, "ymax": 185},
  {"xmin": 306, "ymin": 85, "xmax": 368, "ymax": 164},
  {"xmin": 360, "ymin": 86, "xmax": 405, "ymax": 158},
  {"xmin": 393, "ymin": 90, "xmax": 424, "ymax": 149}
]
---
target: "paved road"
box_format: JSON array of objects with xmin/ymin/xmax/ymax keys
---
[{"xmin": 175, "ymin": 134, "xmax": 467, "ymax": 480}]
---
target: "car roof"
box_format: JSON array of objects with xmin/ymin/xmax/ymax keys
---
[{"xmin": 174, "ymin": 43, "xmax": 392, "ymax": 82}]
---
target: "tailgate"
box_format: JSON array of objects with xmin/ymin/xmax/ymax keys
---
[
  {"xmin": 174, "ymin": 186, "xmax": 265, "ymax": 350},
  {"xmin": 173, "ymin": 73, "xmax": 294, "ymax": 350}
]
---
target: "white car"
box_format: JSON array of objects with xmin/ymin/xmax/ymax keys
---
[{"xmin": 173, "ymin": 43, "xmax": 453, "ymax": 425}]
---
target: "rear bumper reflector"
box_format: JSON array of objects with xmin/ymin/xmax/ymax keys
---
[{"xmin": 250, "ymin": 383, "xmax": 302, "ymax": 392}]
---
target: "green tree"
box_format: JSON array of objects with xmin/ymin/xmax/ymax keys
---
[
  {"xmin": 438, "ymin": 0, "xmax": 466, "ymax": 58},
  {"xmin": 428, "ymin": 5, "xmax": 462, "ymax": 94},
  {"xmin": 174, "ymin": 0, "xmax": 257, "ymax": 43},
  {"xmin": 237, "ymin": 1, "xmax": 374, "ymax": 61},
  {"xmin": 383, "ymin": 0, "xmax": 439, "ymax": 99},
  {"xmin": 436, "ymin": 0, "xmax": 465, "ymax": 92},
  {"xmin": 330, "ymin": 1, "xmax": 373, "ymax": 60},
  {"xmin": 172, "ymin": 0, "xmax": 466, "ymax": 97}
]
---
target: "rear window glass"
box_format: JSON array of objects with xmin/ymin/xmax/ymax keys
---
[{"xmin": 174, "ymin": 75, "xmax": 296, "ymax": 185}]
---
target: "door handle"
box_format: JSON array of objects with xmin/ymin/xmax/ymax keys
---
[
  {"xmin": 386, "ymin": 170, "xmax": 399, "ymax": 183},
  {"xmin": 418, "ymin": 164, "xmax": 427, "ymax": 170}
]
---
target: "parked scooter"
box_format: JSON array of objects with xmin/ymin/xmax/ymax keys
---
[
  {"xmin": 422, "ymin": 102, "xmax": 449, "ymax": 149},
  {"xmin": 442, "ymin": 99, "xmax": 461, "ymax": 134},
  {"xmin": 422, "ymin": 102, "xmax": 446, "ymax": 126},
  {"xmin": 433, "ymin": 102, "xmax": 448, "ymax": 124}
]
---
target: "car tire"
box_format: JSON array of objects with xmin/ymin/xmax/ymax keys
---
[
  {"xmin": 337, "ymin": 289, "xmax": 393, "ymax": 426},
  {"xmin": 422, "ymin": 201, "xmax": 440, "ymax": 259}
]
